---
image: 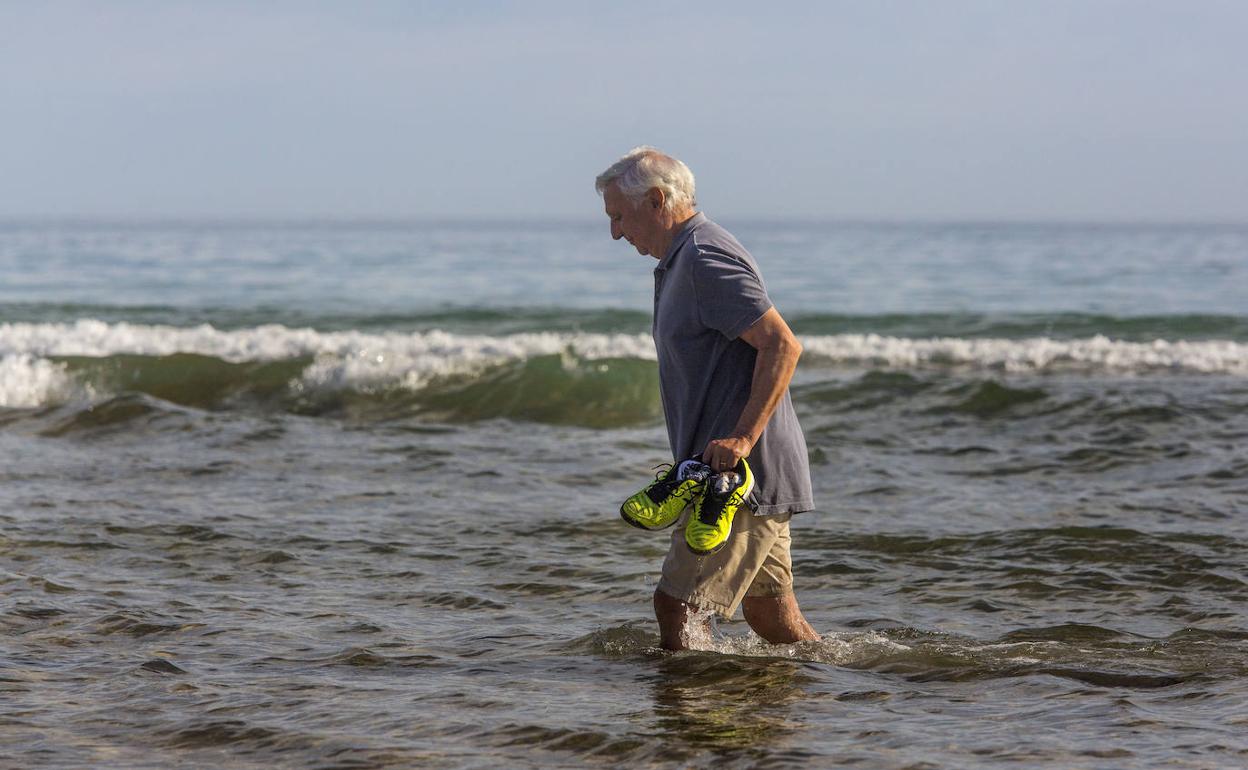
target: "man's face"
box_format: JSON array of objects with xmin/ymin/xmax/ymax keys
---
[{"xmin": 603, "ymin": 182, "xmax": 659, "ymax": 258}]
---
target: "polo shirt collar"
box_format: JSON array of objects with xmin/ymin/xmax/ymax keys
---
[{"xmin": 655, "ymin": 212, "xmax": 706, "ymax": 271}]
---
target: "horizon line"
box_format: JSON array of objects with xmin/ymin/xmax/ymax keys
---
[{"xmin": 2, "ymin": 213, "xmax": 1247, "ymax": 229}]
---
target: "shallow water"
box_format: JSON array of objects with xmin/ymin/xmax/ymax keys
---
[{"xmin": 2, "ymin": 220, "xmax": 1247, "ymax": 768}]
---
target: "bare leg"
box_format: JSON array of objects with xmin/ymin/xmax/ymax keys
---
[
  {"xmin": 653, "ymin": 588, "xmax": 710, "ymax": 651},
  {"xmin": 741, "ymin": 593, "xmax": 820, "ymax": 644}
]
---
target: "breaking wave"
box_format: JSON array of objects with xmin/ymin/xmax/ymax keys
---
[
  {"xmin": 800, "ymin": 334, "xmax": 1247, "ymax": 374},
  {"xmin": 1, "ymin": 320, "xmax": 1245, "ymax": 414}
]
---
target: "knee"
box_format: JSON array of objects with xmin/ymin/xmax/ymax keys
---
[
  {"xmin": 653, "ymin": 587, "xmax": 674, "ymax": 611},
  {"xmin": 654, "ymin": 588, "xmax": 695, "ymax": 626},
  {"xmin": 653, "ymin": 588, "xmax": 693, "ymax": 650},
  {"xmin": 742, "ymin": 594, "xmax": 819, "ymax": 644},
  {"xmin": 741, "ymin": 596, "xmax": 772, "ymax": 629}
]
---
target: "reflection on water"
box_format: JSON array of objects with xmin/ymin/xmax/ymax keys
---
[{"xmin": 647, "ymin": 653, "xmax": 810, "ymax": 761}]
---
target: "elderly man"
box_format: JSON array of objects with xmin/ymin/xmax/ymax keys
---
[{"xmin": 595, "ymin": 146, "xmax": 820, "ymax": 650}]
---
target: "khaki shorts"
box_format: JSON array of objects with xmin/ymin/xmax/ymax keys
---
[{"xmin": 656, "ymin": 510, "xmax": 795, "ymax": 619}]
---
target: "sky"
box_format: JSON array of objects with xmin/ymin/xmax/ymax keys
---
[{"xmin": 2, "ymin": 0, "xmax": 1246, "ymax": 222}]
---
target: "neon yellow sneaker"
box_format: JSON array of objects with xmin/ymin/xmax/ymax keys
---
[
  {"xmin": 685, "ymin": 458, "xmax": 755, "ymax": 555},
  {"xmin": 620, "ymin": 458, "xmax": 712, "ymax": 531}
]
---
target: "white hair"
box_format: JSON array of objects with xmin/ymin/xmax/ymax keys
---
[{"xmin": 594, "ymin": 146, "xmax": 696, "ymax": 213}]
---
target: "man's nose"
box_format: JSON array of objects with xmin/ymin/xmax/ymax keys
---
[{"xmin": 610, "ymin": 221, "xmax": 622, "ymax": 240}]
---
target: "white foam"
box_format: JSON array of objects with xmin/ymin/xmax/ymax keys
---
[
  {"xmin": 0, "ymin": 320, "xmax": 656, "ymax": 363},
  {"xmin": 681, "ymin": 614, "xmax": 912, "ymax": 666},
  {"xmin": 799, "ymin": 333, "xmax": 1248, "ymax": 375},
  {"xmin": 0, "ymin": 354, "xmax": 75, "ymax": 408}
]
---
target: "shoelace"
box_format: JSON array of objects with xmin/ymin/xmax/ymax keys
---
[
  {"xmin": 645, "ymin": 464, "xmax": 688, "ymax": 503},
  {"xmin": 649, "ymin": 460, "xmax": 711, "ymax": 496}
]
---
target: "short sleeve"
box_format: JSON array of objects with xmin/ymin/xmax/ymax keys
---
[{"xmin": 691, "ymin": 247, "xmax": 774, "ymax": 340}]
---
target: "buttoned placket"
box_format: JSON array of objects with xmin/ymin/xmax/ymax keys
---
[{"xmin": 652, "ymin": 213, "xmax": 703, "ymax": 335}]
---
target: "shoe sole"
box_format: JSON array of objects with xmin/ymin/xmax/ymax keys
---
[{"xmin": 687, "ymin": 540, "xmax": 727, "ymax": 556}]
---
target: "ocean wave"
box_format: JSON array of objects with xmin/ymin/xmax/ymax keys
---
[
  {"xmin": 0, "ymin": 320, "xmax": 656, "ymax": 407},
  {"xmin": 0, "ymin": 320, "xmax": 658, "ymax": 413},
  {"xmin": 0, "ymin": 320, "xmax": 1245, "ymax": 411},
  {"xmin": 801, "ymin": 334, "xmax": 1248, "ymax": 374}
]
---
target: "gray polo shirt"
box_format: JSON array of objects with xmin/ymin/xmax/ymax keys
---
[{"xmin": 653, "ymin": 212, "xmax": 814, "ymax": 516}]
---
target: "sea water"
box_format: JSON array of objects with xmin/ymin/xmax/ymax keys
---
[{"xmin": 1, "ymin": 219, "xmax": 1246, "ymax": 768}]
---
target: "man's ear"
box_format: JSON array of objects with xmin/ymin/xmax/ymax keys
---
[{"xmin": 647, "ymin": 187, "xmax": 665, "ymax": 211}]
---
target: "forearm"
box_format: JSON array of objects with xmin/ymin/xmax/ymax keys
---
[{"xmin": 731, "ymin": 334, "xmax": 802, "ymax": 446}]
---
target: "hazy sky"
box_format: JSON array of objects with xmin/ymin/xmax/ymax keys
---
[{"xmin": 2, "ymin": 1, "xmax": 1246, "ymax": 221}]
